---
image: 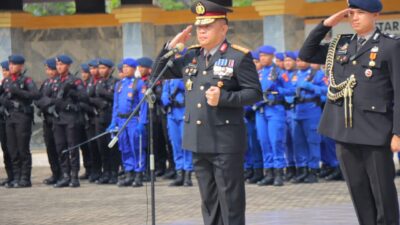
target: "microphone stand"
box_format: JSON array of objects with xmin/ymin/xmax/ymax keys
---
[{"xmin": 108, "ymin": 59, "xmax": 174, "ymax": 225}]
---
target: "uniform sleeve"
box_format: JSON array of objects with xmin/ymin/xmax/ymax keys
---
[
  {"xmin": 110, "ymin": 82, "xmax": 119, "ymax": 126},
  {"xmin": 299, "ymin": 21, "xmax": 332, "ymax": 65},
  {"xmin": 389, "ymin": 40, "xmax": 400, "ymax": 134},
  {"xmin": 152, "ymin": 44, "xmax": 188, "ymax": 80},
  {"xmin": 218, "ymin": 53, "xmax": 263, "ymax": 107},
  {"xmin": 310, "ymin": 70, "xmax": 327, "ymax": 96},
  {"xmin": 161, "ymin": 80, "xmax": 171, "ymax": 107},
  {"xmin": 12, "ymin": 77, "xmax": 40, "ymax": 100},
  {"xmin": 138, "ymin": 81, "xmax": 148, "ymax": 125}
]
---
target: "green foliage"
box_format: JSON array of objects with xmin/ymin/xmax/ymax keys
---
[
  {"xmin": 24, "ymin": 2, "xmax": 76, "ymax": 16},
  {"xmin": 106, "ymin": 0, "xmax": 121, "ymax": 13},
  {"xmin": 233, "ymin": 0, "xmax": 252, "ymax": 7},
  {"xmin": 158, "ymin": 0, "xmax": 187, "ymax": 11}
]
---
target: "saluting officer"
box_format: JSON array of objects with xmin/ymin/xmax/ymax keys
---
[
  {"xmin": 52, "ymin": 55, "xmax": 88, "ymax": 188},
  {"xmin": 3, "ymin": 55, "xmax": 40, "ymax": 188},
  {"xmin": 0, "ymin": 61, "xmax": 13, "ymax": 186},
  {"xmin": 299, "ymin": 0, "xmax": 400, "ymax": 224},
  {"xmin": 152, "ymin": 1, "xmax": 262, "ymax": 224},
  {"xmin": 35, "ymin": 58, "xmax": 61, "ymax": 185}
]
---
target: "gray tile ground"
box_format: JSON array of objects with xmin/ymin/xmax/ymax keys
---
[{"xmin": 0, "ymin": 150, "xmax": 399, "ymax": 225}]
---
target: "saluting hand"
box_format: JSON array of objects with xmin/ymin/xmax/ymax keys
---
[
  {"xmin": 205, "ymin": 86, "xmax": 220, "ymax": 107},
  {"xmin": 168, "ymin": 25, "xmax": 193, "ymax": 49},
  {"xmin": 323, "ymin": 8, "xmax": 352, "ymax": 27},
  {"xmin": 391, "ymin": 135, "xmax": 400, "ymax": 152}
]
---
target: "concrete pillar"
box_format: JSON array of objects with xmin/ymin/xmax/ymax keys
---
[
  {"xmin": 263, "ymin": 15, "xmax": 304, "ymax": 51},
  {"xmin": 122, "ymin": 22, "xmax": 156, "ymax": 59}
]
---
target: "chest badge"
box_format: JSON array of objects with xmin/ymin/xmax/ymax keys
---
[
  {"xmin": 185, "ymin": 79, "xmax": 193, "ymax": 91},
  {"xmin": 365, "ymin": 69, "xmax": 373, "ymax": 78},
  {"xmin": 369, "ymin": 46, "xmax": 378, "ymax": 67}
]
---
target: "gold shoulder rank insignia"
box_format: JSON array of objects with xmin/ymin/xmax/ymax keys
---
[
  {"xmin": 188, "ymin": 44, "xmax": 201, "ymax": 50},
  {"xmin": 231, "ymin": 44, "xmax": 250, "ymax": 54}
]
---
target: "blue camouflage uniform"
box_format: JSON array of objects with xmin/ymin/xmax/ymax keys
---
[
  {"xmin": 108, "ymin": 59, "xmax": 148, "ymax": 174},
  {"xmin": 161, "ymin": 79, "xmax": 193, "ymax": 172},
  {"xmin": 292, "ymin": 65, "xmax": 325, "ymax": 172},
  {"xmin": 280, "ymin": 52, "xmax": 298, "ymax": 169}
]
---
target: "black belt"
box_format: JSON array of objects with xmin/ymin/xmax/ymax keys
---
[
  {"xmin": 265, "ymin": 100, "xmax": 286, "ymax": 106},
  {"xmin": 117, "ymin": 113, "xmax": 137, "ymax": 119},
  {"xmin": 295, "ymin": 97, "xmax": 320, "ymax": 105}
]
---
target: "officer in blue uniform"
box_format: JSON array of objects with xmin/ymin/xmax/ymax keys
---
[
  {"xmin": 108, "ymin": 58, "xmax": 148, "ymax": 187},
  {"xmin": 255, "ymin": 45, "xmax": 287, "ymax": 186},
  {"xmin": 280, "ymin": 51, "xmax": 298, "ymax": 181},
  {"xmin": 290, "ymin": 56, "xmax": 326, "ymax": 184},
  {"xmin": 243, "ymin": 51, "xmax": 263, "ymax": 181},
  {"xmin": 310, "ymin": 63, "xmax": 342, "ymax": 181},
  {"xmin": 161, "ymin": 78, "xmax": 193, "ymax": 186},
  {"xmin": 0, "ymin": 61, "xmax": 12, "ymax": 186}
]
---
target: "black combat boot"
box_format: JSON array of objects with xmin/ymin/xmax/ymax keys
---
[
  {"xmin": 304, "ymin": 169, "xmax": 318, "ymax": 184},
  {"xmin": 291, "ymin": 167, "xmax": 308, "ymax": 184},
  {"xmin": 163, "ymin": 168, "xmax": 176, "ymax": 180},
  {"xmin": 54, "ymin": 173, "xmax": 71, "ymax": 188},
  {"xmin": 273, "ymin": 169, "xmax": 284, "ymax": 187},
  {"xmin": 244, "ymin": 169, "xmax": 254, "ymax": 180},
  {"xmin": 118, "ymin": 171, "xmax": 135, "ymax": 187},
  {"xmin": 108, "ymin": 171, "xmax": 118, "ymax": 184},
  {"xmin": 318, "ymin": 164, "xmax": 333, "ymax": 178},
  {"xmin": 96, "ymin": 171, "xmax": 110, "ymax": 184},
  {"xmin": 247, "ymin": 168, "xmax": 263, "ymax": 184},
  {"xmin": 169, "ymin": 170, "xmax": 184, "ymax": 187},
  {"xmin": 284, "ymin": 166, "xmax": 296, "ymax": 182},
  {"xmin": 257, "ymin": 169, "xmax": 274, "ymax": 186},
  {"xmin": 132, "ymin": 172, "xmax": 143, "ymax": 188},
  {"xmin": 69, "ymin": 172, "xmax": 80, "ymax": 188},
  {"xmin": 89, "ymin": 171, "xmax": 101, "ymax": 183},
  {"xmin": 43, "ymin": 175, "xmax": 59, "ymax": 185},
  {"xmin": 16, "ymin": 168, "xmax": 32, "ymax": 188},
  {"xmin": 183, "ymin": 171, "xmax": 193, "ymax": 187},
  {"xmin": 325, "ymin": 167, "xmax": 343, "ymax": 181}
]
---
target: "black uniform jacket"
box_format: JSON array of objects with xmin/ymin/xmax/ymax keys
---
[
  {"xmin": 153, "ymin": 40, "xmax": 262, "ymax": 153},
  {"xmin": 299, "ymin": 22, "xmax": 400, "ymax": 146}
]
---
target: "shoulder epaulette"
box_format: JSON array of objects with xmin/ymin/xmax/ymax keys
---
[
  {"xmin": 231, "ymin": 44, "xmax": 250, "ymax": 54},
  {"xmin": 188, "ymin": 44, "xmax": 201, "ymax": 50},
  {"xmin": 383, "ymin": 33, "xmax": 400, "ymax": 40}
]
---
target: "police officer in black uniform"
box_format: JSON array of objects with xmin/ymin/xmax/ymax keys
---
[
  {"xmin": 52, "ymin": 54, "xmax": 88, "ymax": 188},
  {"xmin": 35, "ymin": 58, "xmax": 61, "ymax": 185},
  {"xmin": 299, "ymin": 0, "xmax": 400, "ymax": 224},
  {"xmin": 0, "ymin": 61, "xmax": 13, "ymax": 186},
  {"xmin": 3, "ymin": 55, "xmax": 40, "ymax": 188},
  {"xmin": 153, "ymin": 1, "xmax": 262, "ymax": 224},
  {"xmin": 92, "ymin": 58, "xmax": 120, "ymax": 184}
]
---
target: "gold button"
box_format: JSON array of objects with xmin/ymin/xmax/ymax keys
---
[
  {"xmin": 371, "ymin": 106, "xmax": 375, "ymax": 110},
  {"xmin": 200, "ymin": 86, "xmax": 204, "ymax": 91},
  {"xmin": 203, "ymin": 71, "xmax": 207, "ymax": 75},
  {"xmin": 197, "ymin": 103, "xmax": 202, "ymax": 108},
  {"xmin": 225, "ymin": 120, "xmax": 230, "ymax": 124},
  {"xmin": 352, "ymin": 60, "xmax": 357, "ymax": 65},
  {"xmin": 196, "ymin": 120, "xmax": 202, "ymax": 125}
]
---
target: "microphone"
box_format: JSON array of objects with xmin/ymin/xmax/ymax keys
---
[{"xmin": 161, "ymin": 43, "xmax": 185, "ymax": 59}]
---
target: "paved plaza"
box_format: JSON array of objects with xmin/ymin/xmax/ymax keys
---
[{"xmin": 1, "ymin": 150, "xmax": 399, "ymax": 225}]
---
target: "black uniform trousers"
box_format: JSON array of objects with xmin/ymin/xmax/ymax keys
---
[
  {"xmin": 43, "ymin": 118, "xmax": 60, "ymax": 178},
  {"xmin": 53, "ymin": 123, "xmax": 80, "ymax": 175},
  {"xmin": 336, "ymin": 143, "xmax": 399, "ymax": 225},
  {"xmin": 95, "ymin": 119, "xmax": 120, "ymax": 174},
  {"xmin": 83, "ymin": 121, "xmax": 99, "ymax": 174},
  {"xmin": 0, "ymin": 120, "xmax": 13, "ymax": 180},
  {"xmin": 193, "ymin": 152, "xmax": 245, "ymax": 225},
  {"xmin": 6, "ymin": 112, "xmax": 33, "ymax": 181}
]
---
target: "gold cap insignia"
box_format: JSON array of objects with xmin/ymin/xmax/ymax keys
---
[{"xmin": 196, "ymin": 2, "xmax": 206, "ymax": 15}]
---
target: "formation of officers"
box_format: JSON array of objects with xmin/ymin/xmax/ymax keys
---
[{"xmin": 0, "ymin": 48, "xmax": 347, "ymax": 189}]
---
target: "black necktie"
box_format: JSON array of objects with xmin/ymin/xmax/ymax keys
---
[
  {"xmin": 205, "ymin": 54, "xmax": 211, "ymax": 66},
  {"xmin": 357, "ymin": 37, "xmax": 366, "ymax": 51}
]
